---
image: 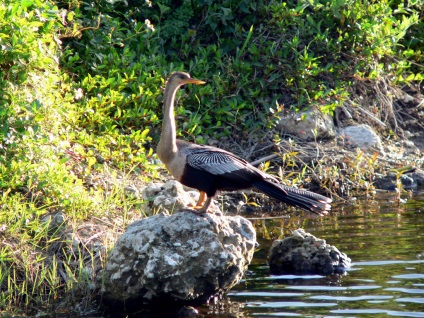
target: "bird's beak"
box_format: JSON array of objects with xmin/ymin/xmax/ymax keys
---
[{"xmin": 185, "ymin": 78, "xmax": 206, "ymax": 85}]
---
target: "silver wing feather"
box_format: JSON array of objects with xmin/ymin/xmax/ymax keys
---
[
  {"xmin": 186, "ymin": 147, "xmax": 251, "ymax": 175},
  {"xmin": 183, "ymin": 143, "xmax": 285, "ymax": 193}
]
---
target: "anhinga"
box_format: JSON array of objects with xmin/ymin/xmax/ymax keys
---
[{"xmin": 157, "ymin": 72, "xmax": 332, "ymax": 215}]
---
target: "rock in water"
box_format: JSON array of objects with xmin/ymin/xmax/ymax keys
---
[
  {"xmin": 268, "ymin": 229, "xmax": 351, "ymax": 275},
  {"xmin": 101, "ymin": 212, "xmax": 256, "ymax": 313}
]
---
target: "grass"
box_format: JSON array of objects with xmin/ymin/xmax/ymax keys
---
[{"xmin": 1, "ymin": 0, "xmax": 423, "ymax": 315}]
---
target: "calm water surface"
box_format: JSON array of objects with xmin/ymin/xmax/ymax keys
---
[{"xmin": 199, "ymin": 190, "xmax": 424, "ymax": 317}]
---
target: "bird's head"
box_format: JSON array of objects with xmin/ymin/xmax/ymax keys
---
[{"xmin": 167, "ymin": 72, "xmax": 206, "ymax": 87}]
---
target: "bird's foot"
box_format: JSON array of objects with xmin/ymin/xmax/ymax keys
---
[
  {"xmin": 179, "ymin": 205, "xmax": 223, "ymax": 216},
  {"xmin": 186, "ymin": 203, "xmax": 204, "ymax": 209},
  {"xmin": 181, "ymin": 207, "xmax": 208, "ymax": 215},
  {"xmin": 184, "ymin": 208, "xmax": 223, "ymax": 217},
  {"xmin": 212, "ymin": 210, "xmax": 223, "ymax": 216},
  {"xmin": 182, "ymin": 205, "xmax": 223, "ymax": 215}
]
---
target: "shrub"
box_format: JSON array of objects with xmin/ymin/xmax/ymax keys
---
[{"xmin": 132, "ymin": 0, "xmax": 421, "ymax": 136}]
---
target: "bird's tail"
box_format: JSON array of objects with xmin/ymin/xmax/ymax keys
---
[{"xmin": 252, "ymin": 180, "xmax": 332, "ymax": 215}]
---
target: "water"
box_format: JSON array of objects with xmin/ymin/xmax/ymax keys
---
[{"xmin": 199, "ymin": 191, "xmax": 424, "ymax": 317}]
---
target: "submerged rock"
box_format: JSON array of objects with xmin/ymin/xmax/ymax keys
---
[
  {"xmin": 268, "ymin": 229, "xmax": 350, "ymax": 275},
  {"xmin": 101, "ymin": 212, "xmax": 256, "ymax": 314}
]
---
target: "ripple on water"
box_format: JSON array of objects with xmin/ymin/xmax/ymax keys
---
[
  {"xmin": 229, "ymin": 291, "xmax": 303, "ymax": 297},
  {"xmin": 252, "ymin": 313, "xmax": 302, "ymax": 317},
  {"xmin": 396, "ymin": 297, "xmax": 424, "ymax": 304},
  {"xmin": 284, "ymin": 285, "xmax": 383, "ymax": 291},
  {"xmin": 330, "ymin": 309, "xmax": 424, "ymax": 317},
  {"xmin": 392, "ymin": 273, "xmax": 424, "ymax": 279},
  {"xmin": 385, "ymin": 287, "xmax": 424, "ymax": 294},
  {"xmin": 354, "ymin": 260, "xmax": 424, "ymax": 266},
  {"xmin": 309, "ymin": 295, "xmax": 393, "ymax": 301},
  {"xmin": 246, "ymin": 301, "xmax": 338, "ymax": 308},
  {"xmin": 244, "ymin": 274, "xmax": 325, "ymax": 281}
]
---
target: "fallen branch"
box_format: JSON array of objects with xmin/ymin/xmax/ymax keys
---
[
  {"xmin": 250, "ymin": 153, "xmax": 278, "ymax": 166},
  {"xmin": 355, "ymin": 105, "xmax": 387, "ymax": 128}
]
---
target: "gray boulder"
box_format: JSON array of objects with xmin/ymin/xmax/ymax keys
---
[
  {"xmin": 268, "ymin": 229, "xmax": 351, "ymax": 275},
  {"xmin": 338, "ymin": 124, "xmax": 383, "ymax": 152},
  {"xmin": 101, "ymin": 212, "xmax": 256, "ymax": 313},
  {"xmin": 277, "ymin": 107, "xmax": 335, "ymax": 141}
]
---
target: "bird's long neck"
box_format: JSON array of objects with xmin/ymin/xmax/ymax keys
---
[{"xmin": 158, "ymin": 82, "xmax": 180, "ymax": 164}]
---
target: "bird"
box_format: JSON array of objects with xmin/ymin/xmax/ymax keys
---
[{"xmin": 156, "ymin": 71, "xmax": 332, "ymax": 215}]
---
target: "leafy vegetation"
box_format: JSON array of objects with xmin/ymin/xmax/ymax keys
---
[{"xmin": 1, "ymin": 0, "xmax": 423, "ymax": 314}]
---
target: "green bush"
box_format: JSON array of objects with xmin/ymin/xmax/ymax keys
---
[
  {"xmin": 131, "ymin": 0, "xmax": 422, "ymax": 135},
  {"xmin": 59, "ymin": 0, "xmax": 422, "ymax": 141}
]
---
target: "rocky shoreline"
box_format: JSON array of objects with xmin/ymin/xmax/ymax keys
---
[{"xmin": 47, "ymin": 101, "xmax": 424, "ymax": 316}]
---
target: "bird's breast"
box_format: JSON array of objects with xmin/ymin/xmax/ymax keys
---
[{"xmin": 165, "ymin": 153, "xmax": 187, "ymax": 181}]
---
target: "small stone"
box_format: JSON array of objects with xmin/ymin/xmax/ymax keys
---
[
  {"xmin": 410, "ymin": 169, "xmax": 424, "ymax": 186},
  {"xmin": 374, "ymin": 174, "xmax": 417, "ymax": 190},
  {"xmin": 95, "ymin": 154, "xmax": 105, "ymax": 164},
  {"xmin": 41, "ymin": 211, "xmax": 66, "ymax": 229}
]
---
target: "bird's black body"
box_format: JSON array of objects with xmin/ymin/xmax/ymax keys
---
[
  {"xmin": 178, "ymin": 140, "xmax": 261, "ymax": 195},
  {"xmin": 157, "ymin": 72, "xmax": 332, "ymax": 215},
  {"xmin": 177, "ymin": 140, "xmax": 331, "ymax": 215},
  {"xmin": 180, "ymin": 153, "xmax": 258, "ymax": 197},
  {"xmin": 180, "ymin": 164, "xmax": 252, "ymax": 197}
]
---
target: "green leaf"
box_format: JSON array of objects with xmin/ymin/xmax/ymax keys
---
[
  {"xmin": 141, "ymin": 128, "xmax": 150, "ymax": 140},
  {"xmin": 20, "ymin": 0, "xmax": 34, "ymax": 9},
  {"xmin": 106, "ymin": 77, "xmax": 116, "ymax": 85},
  {"xmin": 67, "ymin": 11, "xmax": 75, "ymax": 22},
  {"xmin": 406, "ymin": 73, "xmax": 415, "ymax": 82}
]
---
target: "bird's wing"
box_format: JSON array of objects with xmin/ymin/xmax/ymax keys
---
[
  {"xmin": 184, "ymin": 144, "xmax": 287, "ymax": 194},
  {"xmin": 186, "ymin": 147, "xmax": 256, "ymax": 176}
]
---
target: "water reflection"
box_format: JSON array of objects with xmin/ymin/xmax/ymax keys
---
[{"xmin": 199, "ymin": 190, "xmax": 424, "ymax": 317}]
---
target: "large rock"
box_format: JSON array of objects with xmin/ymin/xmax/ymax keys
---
[
  {"xmin": 277, "ymin": 107, "xmax": 335, "ymax": 141},
  {"xmin": 338, "ymin": 124, "xmax": 383, "ymax": 152},
  {"xmin": 268, "ymin": 229, "xmax": 350, "ymax": 275},
  {"xmin": 101, "ymin": 212, "xmax": 256, "ymax": 313}
]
